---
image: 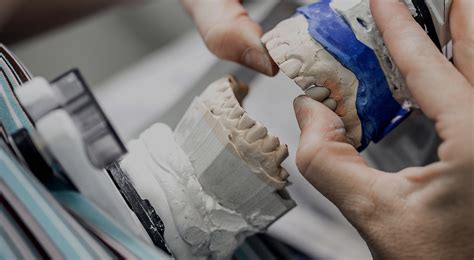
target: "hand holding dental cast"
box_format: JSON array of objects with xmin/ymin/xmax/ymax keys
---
[
  {"xmin": 263, "ymin": 0, "xmax": 451, "ymax": 150},
  {"xmin": 293, "ymin": 0, "xmax": 473, "ymax": 258}
]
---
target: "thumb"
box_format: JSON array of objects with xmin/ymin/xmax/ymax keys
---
[
  {"xmin": 182, "ymin": 0, "xmax": 278, "ymax": 76},
  {"xmin": 293, "ymin": 96, "xmax": 382, "ymax": 210}
]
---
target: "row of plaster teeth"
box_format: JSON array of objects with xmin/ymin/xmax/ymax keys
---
[
  {"xmin": 216, "ymin": 81, "xmax": 228, "ymax": 92},
  {"xmin": 279, "ymin": 168, "xmax": 289, "ymax": 180},
  {"xmin": 245, "ymin": 123, "xmax": 268, "ymax": 143},
  {"xmin": 262, "ymin": 14, "xmax": 339, "ymax": 114},
  {"xmin": 207, "ymin": 95, "xmax": 234, "ymax": 117},
  {"xmin": 305, "ymin": 85, "xmax": 337, "ymax": 111},
  {"xmin": 268, "ymin": 45, "xmax": 287, "ymax": 65},
  {"xmin": 222, "ymin": 89, "xmax": 233, "ymax": 99},
  {"xmin": 211, "ymin": 104, "xmax": 224, "ymax": 116},
  {"xmin": 237, "ymin": 113, "xmax": 255, "ymax": 130},
  {"xmin": 209, "ymin": 79, "xmax": 290, "ymax": 181},
  {"xmin": 228, "ymin": 105, "xmax": 244, "ymax": 119},
  {"xmin": 223, "ymin": 102, "xmax": 284, "ymax": 156},
  {"xmin": 262, "ymin": 135, "xmax": 280, "ymax": 153},
  {"xmin": 223, "ymin": 97, "xmax": 236, "ymax": 108},
  {"xmin": 206, "ymin": 84, "xmax": 238, "ymax": 117},
  {"xmin": 275, "ymin": 144, "xmax": 289, "ymax": 165},
  {"xmin": 221, "ymin": 92, "xmax": 284, "ymax": 154},
  {"xmin": 207, "ymin": 79, "xmax": 288, "ymax": 169},
  {"xmin": 279, "ymin": 59, "xmax": 302, "ymax": 79}
]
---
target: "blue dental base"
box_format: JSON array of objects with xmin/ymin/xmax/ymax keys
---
[{"xmin": 297, "ymin": 0, "xmax": 410, "ymax": 151}]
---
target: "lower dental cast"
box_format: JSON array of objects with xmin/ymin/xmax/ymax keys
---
[{"xmin": 120, "ymin": 76, "xmax": 295, "ymax": 259}]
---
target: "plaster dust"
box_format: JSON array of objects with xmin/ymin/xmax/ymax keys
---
[
  {"xmin": 262, "ymin": 15, "xmax": 363, "ymax": 147},
  {"xmin": 121, "ymin": 76, "xmax": 295, "ymax": 259}
]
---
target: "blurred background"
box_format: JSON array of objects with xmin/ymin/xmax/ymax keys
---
[
  {"xmin": 11, "ymin": 1, "xmax": 194, "ymax": 86},
  {"xmin": 7, "ymin": 1, "xmax": 439, "ymax": 259}
]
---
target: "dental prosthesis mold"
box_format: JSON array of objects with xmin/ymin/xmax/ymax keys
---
[
  {"xmin": 263, "ymin": 0, "xmax": 451, "ymax": 150},
  {"xmin": 119, "ymin": 75, "xmax": 295, "ymax": 259}
]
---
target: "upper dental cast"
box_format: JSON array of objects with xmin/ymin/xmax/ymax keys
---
[{"xmin": 263, "ymin": 0, "xmax": 450, "ymax": 150}]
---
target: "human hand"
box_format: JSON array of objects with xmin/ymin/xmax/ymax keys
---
[
  {"xmin": 180, "ymin": 0, "xmax": 278, "ymax": 76},
  {"xmin": 293, "ymin": 0, "xmax": 474, "ymax": 258}
]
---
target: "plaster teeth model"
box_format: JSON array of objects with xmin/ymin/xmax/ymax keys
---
[
  {"xmin": 121, "ymin": 75, "xmax": 295, "ymax": 259},
  {"xmin": 263, "ymin": 0, "xmax": 451, "ymax": 150}
]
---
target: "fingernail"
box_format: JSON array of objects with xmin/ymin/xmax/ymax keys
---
[
  {"xmin": 243, "ymin": 48, "xmax": 277, "ymax": 76},
  {"xmin": 293, "ymin": 96, "xmax": 311, "ymax": 129}
]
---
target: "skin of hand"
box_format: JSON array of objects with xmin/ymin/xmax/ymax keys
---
[
  {"xmin": 180, "ymin": 0, "xmax": 278, "ymax": 76},
  {"xmin": 293, "ymin": 0, "xmax": 474, "ymax": 258}
]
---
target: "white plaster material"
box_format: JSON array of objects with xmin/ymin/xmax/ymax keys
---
[
  {"xmin": 122, "ymin": 124, "xmax": 252, "ymax": 259},
  {"xmin": 338, "ymin": 0, "xmax": 451, "ymax": 105},
  {"xmin": 336, "ymin": 0, "xmax": 417, "ymax": 108},
  {"xmin": 35, "ymin": 109, "xmax": 151, "ymax": 244},
  {"xmin": 122, "ymin": 76, "xmax": 295, "ymax": 259},
  {"xmin": 119, "ymin": 142, "xmax": 189, "ymax": 258},
  {"xmin": 175, "ymin": 75, "xmax": 295, "ymax": 223},
  {"xmin": 194, "ymin": 76, "xmax": 290, "ymax": 183},
  {"xmin": 262, "ymin": 15, "xmax": 362, "ymax": 147},
  {"xmin": 15, "ymin": 77, "xmax": 60, "ymax": 121}
]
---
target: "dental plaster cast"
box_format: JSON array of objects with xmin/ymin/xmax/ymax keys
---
[
  {"xmin": 263, "ymin": 0, "xmax": 450, "ymax": 150},
  {"xmin": 120, "ymin": 76, "xmax": 295, "ymax": 259}
]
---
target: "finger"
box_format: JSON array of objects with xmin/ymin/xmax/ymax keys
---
[
  {"xmin": 370, "ymin": 0, "xmax": 472, "ymax": 119},
  {"xmin": 181, "ymin": 0, "xmax": 278, "ymax": 76},
  {"xmin": 293, "ymin": 96, "xmax": 383, "ymax": 210},
  {"xmin": 450, "ymin": 0, "xmax": 474, "ymax": 85}
]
